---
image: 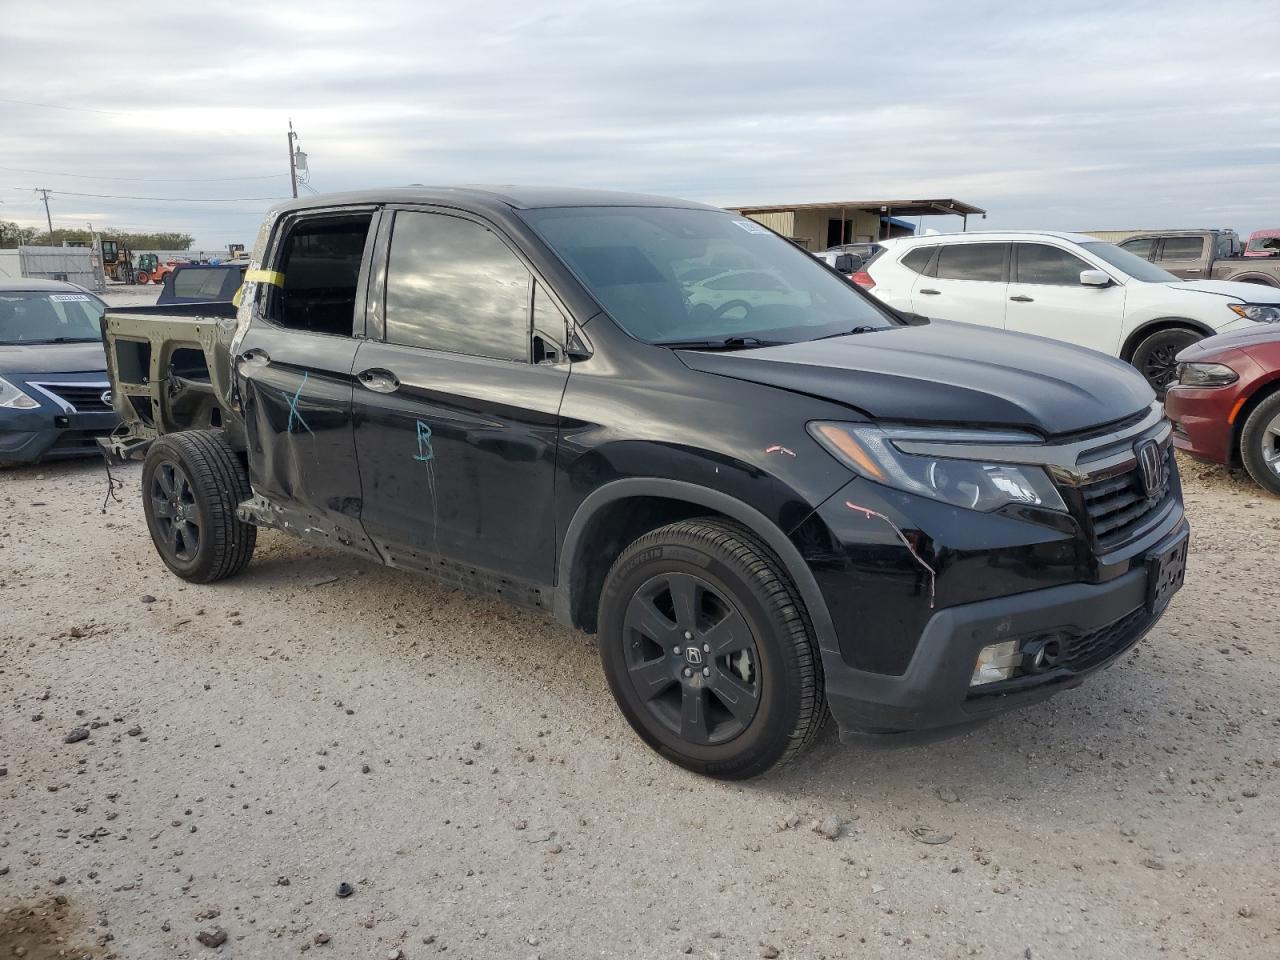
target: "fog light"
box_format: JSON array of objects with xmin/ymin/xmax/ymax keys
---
[{"xmin": 971, "ymin": 640, "xmax": 1021, "ymax": 686}]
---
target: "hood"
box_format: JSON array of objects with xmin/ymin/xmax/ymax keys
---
[
  {"xmin": 1168, "ymin": 279, "xmax": 1280, "ymax": 303},
  {"xmin": 0, "ymin": 340, "xmax": 106, "ymax": 376},
  {"xmin": 1176, "ymin": 323, "xmax": 1280, "ymax": 360},
  {"xmin": 677, "ymin": 320, "xmax": 1154, "ymax": 437}
]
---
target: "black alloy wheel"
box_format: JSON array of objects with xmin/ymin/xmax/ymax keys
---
[
  {"xmin": 599, "ymin": 518, "xmax": 827, "ymax": 779},
  {"xmin": 622, "ymin": 570, "xmax": 763, "ymax": 746},
  {"xmin": 1132, "ymin": 328, "xmax": 1202, "ymax": 395},
  {"xmin": 150, "ymin": 461, "xmax": 201, "ymax": 562},
  {"xmin": 141, "ymin": 431, "xmax": 257, "ymax": 582}
]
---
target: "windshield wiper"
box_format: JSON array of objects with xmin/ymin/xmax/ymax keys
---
[
  {"xmin": 811, "ymin": 325, "xmax": 881, "ymax": 341},
  {"xmin": 656, "ymin": 335, "xmax": 786, "ymax": 350}
]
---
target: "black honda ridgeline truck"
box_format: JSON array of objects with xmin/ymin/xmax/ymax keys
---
[{"xmin": 99, "ymin": 188, "xmax": 1188, "ymax": 779}]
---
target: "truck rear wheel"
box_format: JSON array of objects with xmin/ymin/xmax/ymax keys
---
[
  {"xmin": 598, "ymin": 518, "xmax": 826, "ymax": 780},
  {"xmin": 141, "ymin": 431, "xmax": 257, "ymax": 582},
  {"xmin": 1240, "ymin": 392, "xmax": 1280, "ymax": 497}
]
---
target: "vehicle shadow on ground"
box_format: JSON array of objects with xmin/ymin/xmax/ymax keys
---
[{"xmin": 34, "ymin": 454, "xmax": 1189, "ymax": 811}]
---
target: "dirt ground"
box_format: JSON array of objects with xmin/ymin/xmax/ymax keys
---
[{"xmin": 1, "ymin": 450, "xmax": 1277, "ymax": 960}]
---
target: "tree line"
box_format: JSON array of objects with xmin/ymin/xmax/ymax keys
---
[{"xmin": 0, "ymin": 219, "xmax": 194, "ymax": 250}]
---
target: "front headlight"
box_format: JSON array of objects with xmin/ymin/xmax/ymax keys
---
[
  {"xmin": 1176, "ymin": 361, "xmax": 1239, "ymax": 388},
  {"xmin": 809, "ymin": 422, "xmax": 1067, "ymax": 513},
  {"xmin": 0, "ymin": 376, "xmax": 40, "ymax": 410},
  {"xmin": 1229, "ymin": 303, "xmax": 1280, "ymax": 323}
]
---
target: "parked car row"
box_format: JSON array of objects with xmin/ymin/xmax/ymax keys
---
[{"xmin": 860, "ymin": 231, "xmax": 1280, "ymax": 393}]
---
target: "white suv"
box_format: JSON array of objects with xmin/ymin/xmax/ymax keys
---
[{"xmin": 862, "ymin": 231, "xmax": 1280, "ymax": 391}]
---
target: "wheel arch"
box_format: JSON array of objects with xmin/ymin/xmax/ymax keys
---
[
  {"xmin": 1229, "ymin": 376, "xmax": 1280, "ymax": 466},
  {"xmin": 1120, "ymin": 317, "xmax": 1214, "ymax": 362},
  {"xmin": 554, "ymin": 479, "xmax": 838, "ymax": 656},
  {"xmin": 1221, "ymin": 273, "xmax": 1279, "ymax": 287}
]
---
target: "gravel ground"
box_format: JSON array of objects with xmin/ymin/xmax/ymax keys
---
[{"xmin": 1, "ymin": 453, "xmax": 1277, "ymax": 960}]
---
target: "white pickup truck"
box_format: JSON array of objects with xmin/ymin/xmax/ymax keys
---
[{"xmin": 863, "ymin": 231, "xmax": 1280, "ymax": 392}]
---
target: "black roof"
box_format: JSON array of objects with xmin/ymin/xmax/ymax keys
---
[{"xmin": 267, "ymin": 185, "xmax": 722, "ymax": 217}]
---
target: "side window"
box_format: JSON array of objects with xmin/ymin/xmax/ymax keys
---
[
  {"xmin": 385, "ymin": 211, "xmax": 531, "ymax": 362},
  {"xmin": 934, "ymin": 243, "xmax": 1005, "ymax": 282},
  {"xmin": 269, "ymin": 214, "xmax": 373, "ymax": 336},
  {"xmin": 1159, "ymin": 236, "xmax": 1205, "ymax": 261},
  {"xmin": 1016, "ymin": 244, "xmax": 1090, "ymax": 285},
  {"xmin": 1216, "ymin": 234, "xmax": 1237, "ymax": 258},
  {"xmin": 1119, "ymin": 237, "xmax": 1156, "ymax": 260},
  {"xmin": 900, "ymin": 246, "xmax": 934, "ymax": 275}
]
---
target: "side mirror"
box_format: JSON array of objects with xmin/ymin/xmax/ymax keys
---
[{"xmin": 1080, "ymin": 269, "xmax": 1111, "ymax": 287}]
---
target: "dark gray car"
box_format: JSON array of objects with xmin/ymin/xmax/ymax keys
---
[{"xmin": 0, "ymin": 279, "xmax": 117, "ymax": 465}]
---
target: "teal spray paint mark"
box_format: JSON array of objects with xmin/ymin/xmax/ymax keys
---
[
  {"xmin": 414, "ymin": 420, "xmax": 434, "ymax": 462},
  {"xmin": 286, "ymin": 372, "xmax": 314, "ymax": 435}
]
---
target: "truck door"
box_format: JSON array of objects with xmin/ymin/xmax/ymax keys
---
[
  {"xmin": 352, "ymin": 207, "xmax": 571, "ymax": 596},
  {"xmin": 234, "ymin": 208, "xmax": 382, "ymax": 559},
  {"xmin": 1155, "ymin": 235, "xmax": 1208, "ymax": 280}
]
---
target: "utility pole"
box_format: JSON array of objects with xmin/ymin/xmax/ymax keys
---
[
  {"xmin": 287, "ymin": 120, "xmax": 299, "ymax": 198},
  {"xmin": 36, "ymin": 188, "xmax": 54, "ymax": 243}
]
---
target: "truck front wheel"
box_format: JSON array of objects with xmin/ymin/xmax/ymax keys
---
[
  {"xmin": 598, "ymin": 518, "xmax": 826, "ymax": 780},
  {"xmin": 141, "ymin": 431, "xmax": 257, "ymax": 582}
]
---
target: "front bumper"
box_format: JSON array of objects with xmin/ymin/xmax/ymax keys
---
[
  {"xmin": 0, "ymin": 374, "xmax": 119, "ymax": 465},
  {"xmin": 823, "ymin": 520, "xmax": 1188, "ymax": 737}
]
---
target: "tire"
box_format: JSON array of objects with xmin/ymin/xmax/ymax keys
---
[
  {"xmin": 598, "ymin": 518, "xmax": 826, "ymax": 780},
  {"xmin": 1131, "ymin": 327, "xmax": 1203, "ymax": 395},
  {"xmin": 1239, "ymin": 392, "xmax": 1280, "ymax": 497},
  {"xmin": 136, "ymin": 270, "xmax": 149, "ymax": 285},
  {"xmin": 141, "ymin": 431, "xmax": 257, "ymax": 582}
]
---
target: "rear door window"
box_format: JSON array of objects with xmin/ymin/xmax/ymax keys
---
[
  {"xmin": 1159, "ymin": 236, "xmax": 1205, "ymax": 261},
  {"xmin": 1015, "ymin": 244, "xmax": 1090, "ymax": 285},
  {"xmin": 384, "ymin": 211, "xmax": 532, "ymax": 362},
  {"xmin": 934, "ymin": 243, "xmax": 1005, "ymax": 281},
  {"xmin": 1118, "ymin": 237, "xmax": 1156, "ymax": 260}
]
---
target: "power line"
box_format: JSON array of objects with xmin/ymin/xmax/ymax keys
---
[
  {"xmin": 8, "ymin": 187, "xmax": 287, "ymax": 203},
  {"xmin": 0, "ymin": 97, "xmax": 121, "ymax": 116},
  {"xmin": 0, "ymin": 164, "xmax": 288, "ymax": 183}
]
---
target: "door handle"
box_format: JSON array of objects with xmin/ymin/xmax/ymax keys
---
[
  {"xmin": 919, "ymin": 288, "xmax": 941, "ymax": 295},
  {"xmin": 1009, "ymin": 295, "xmax": 1035, "ymax": 302},
  {"xmin": 357, "ymin": 368, "xmax": 400, "ymax": 393},
  {"xmin": 1184, "ymin": 268, "xmax": 1201, "ymax": 274},
  {"xmin": 237, "ymin": 348, "xmax": 270, "ymax": 367}
]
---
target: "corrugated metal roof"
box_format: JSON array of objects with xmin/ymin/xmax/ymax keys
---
[{"xmin": 731, "ymin": 198, "xmax": 986, "ymax": 217}]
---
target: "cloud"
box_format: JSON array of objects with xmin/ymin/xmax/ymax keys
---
[{"xmin": 1, "ymin": 0, "xmax": 1276, "ymax": 247}]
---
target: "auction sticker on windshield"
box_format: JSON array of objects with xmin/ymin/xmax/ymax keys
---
[
  {"xmin": 732, "ymin": 219, "xmax": 772, "ymax": 235},
  {"xmin": 49, "ymin": 294, "xmax": 91, "ymax": 301}
]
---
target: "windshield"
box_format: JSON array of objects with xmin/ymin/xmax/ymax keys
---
[
  {"xmin": 0, "ymin": 291, "xmax": 105, "ymax": 345},
  {"xmin": 1246, "ymin": 235, "xmax": 1280, "ymax": 255},
  {"xmin": 1080, "ymin": 242, "xmax": 1179, "ymax": 283},
  {"xmin": 520, "ymin": 206, "xmax": 895, "ymax": 344}
]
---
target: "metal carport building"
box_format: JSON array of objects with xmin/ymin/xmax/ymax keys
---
[{"xmin": 731, "ymin": 198, "xmax": 987, "ymax": 250}]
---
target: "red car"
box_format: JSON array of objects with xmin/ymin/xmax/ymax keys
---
[{"xmin": 1166, "ymin": 325, "xmax": 1280, "ymax": 495}]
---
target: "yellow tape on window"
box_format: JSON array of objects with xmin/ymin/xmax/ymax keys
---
[{"xmin": 231, "ymin": 268, "xmax": 285, "ymax": 307}]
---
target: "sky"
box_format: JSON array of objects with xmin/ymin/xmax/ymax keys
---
[{"xmin": 1, "ymin": 0, "xmax": 1277, "ymax": 250}]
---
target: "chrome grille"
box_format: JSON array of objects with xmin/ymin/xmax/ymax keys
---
[
  {"xmin": 1080, "ymin": 446, "xmax": 1175, "ymax": 551},
  {"xmin": 30, "ymin": 382, "xmax": 112, "ymax": 413}
]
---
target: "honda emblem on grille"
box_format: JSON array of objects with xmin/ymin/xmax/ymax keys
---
[{"xmin": 1136, "ymin": 440, "xmax": 1164, "ymax": 497}]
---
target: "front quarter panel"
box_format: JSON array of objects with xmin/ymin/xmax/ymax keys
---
[{"xmin": 555, "ymin": 342, "xmax": 857, "ymax": 541}]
